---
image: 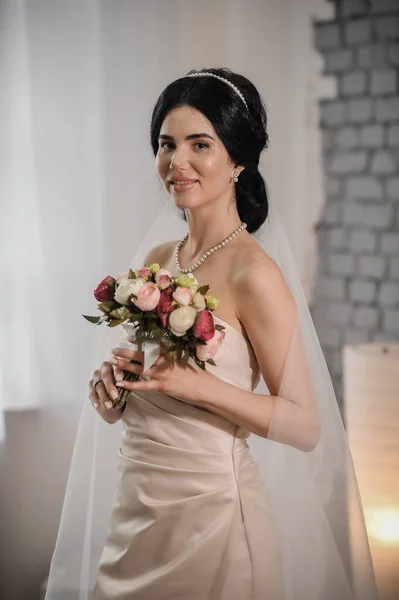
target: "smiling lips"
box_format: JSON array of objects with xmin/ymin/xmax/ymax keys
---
[
  {"xmin": 169, "ymin": 178, "xmax": 198, "ymax": 184},
  {"xmin": 169, "ymin": 178, "xmax": 199, "ymax": 191}
]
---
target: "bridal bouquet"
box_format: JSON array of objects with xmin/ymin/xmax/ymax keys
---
[{"xmin": 83, "ymin": 264, "xmax": 225, "ymax": 408}]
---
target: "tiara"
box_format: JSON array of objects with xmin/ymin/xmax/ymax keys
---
[{"xmin": 186, "ymin": 71, "xmax": 248, "ymax": 110}]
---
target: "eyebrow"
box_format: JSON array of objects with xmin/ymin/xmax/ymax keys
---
[{"xmin": 158, "ymin": 133, "xmax": 215, "ymax": 141}]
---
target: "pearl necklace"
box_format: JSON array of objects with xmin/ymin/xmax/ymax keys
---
[{"xmin": 174, "ymin": 222, "xmax": 248, "ymax": 274}]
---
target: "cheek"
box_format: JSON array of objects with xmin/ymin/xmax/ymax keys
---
[
  {"xmin": 155, "ymin": 153, "xmax": 167, "ymax": 177},
  {"xmin": 201, "ymin": 155, "xmax": 229, "ymax": 183}
]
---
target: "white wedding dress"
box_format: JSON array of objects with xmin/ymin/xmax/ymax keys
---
[{"xmin": 94, "ymin": 316, "xmax": 285, "ymax": 599}]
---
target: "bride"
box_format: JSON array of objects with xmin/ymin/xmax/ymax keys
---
[{"xmin": 45, "ymin": 68, "xmax": 377, "ymax": 600}]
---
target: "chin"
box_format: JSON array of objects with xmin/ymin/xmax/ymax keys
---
[{"xmin": 170, "ymin": 193, "xmax": 203, "ymax": 211}]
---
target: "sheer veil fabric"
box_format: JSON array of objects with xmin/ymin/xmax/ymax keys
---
[{"xmin": 44, "ymin": 199, "xmax": 378, "ymax": 600}]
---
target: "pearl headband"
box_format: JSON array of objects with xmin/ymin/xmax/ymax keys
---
[{"xmin": 186, "ymin": 71, "xmax": 249, "ymax": 110}]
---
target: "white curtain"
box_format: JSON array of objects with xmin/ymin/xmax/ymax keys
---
[{"xmin": 0, "ymin": 0, "xmax": 105, "ymax": 412}]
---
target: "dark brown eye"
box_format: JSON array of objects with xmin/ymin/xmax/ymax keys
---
[{"xmin": 160, "ymin": 142, "xmax": 174, "ymax": 150}]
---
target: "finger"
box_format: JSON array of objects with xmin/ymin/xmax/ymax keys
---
[
  {"xmin": 113, "ymin": 364, "xmax": 124, "ymax": 382},
  {"xmin": 95, "ymin": 381, "xmax": 114, "ymax": 410},
  {"xmin": 100, "ymin": 362, "xmax": 119, "ymax": 404},
  {"xmin": 116, "ymin": 378, "xmax": 162, "ymax": 392},
  {"xmin": 89, "ymin": 382, "xmax": 100, "ymax": 409},
  {"xmin": 112, "ymin": 347, "xmax": 144, "ymax": 363},
  {"xmin": 89, "ymin": 372, "xmax": 102, "ymax": 407},
  {"xmin": 110, "ymin": 356, "xmax": 144, "ymax": 377}
]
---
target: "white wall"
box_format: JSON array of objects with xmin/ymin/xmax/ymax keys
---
[{"xmin": 1, "ymin": 1, "xmax": 330, "ymax": 598}]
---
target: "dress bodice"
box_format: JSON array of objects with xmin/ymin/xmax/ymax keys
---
[
  {"xmin": 203, "ymin": 316, "xmax": 260, "ymax": 392},
  {"xmin": 121, "ymin": 316, "xmax": 261, "ymax": 451}
]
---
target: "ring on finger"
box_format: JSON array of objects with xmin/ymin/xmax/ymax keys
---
[{"xmin": 93, "ymin": 376, "xmax": 102, "ymax": 389}]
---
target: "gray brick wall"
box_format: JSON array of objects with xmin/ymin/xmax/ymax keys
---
[{"xmin": 313, "ymin": 1, "xmax": 399, "ymax": 412}]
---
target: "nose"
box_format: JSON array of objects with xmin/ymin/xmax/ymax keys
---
[{"xmin": 169, "ymin": 145, "xmax": 189, "ymax": 171}]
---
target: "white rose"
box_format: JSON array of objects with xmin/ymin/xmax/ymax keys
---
[
  {"xmin": 114, "ymin": 278, "xmax": 145, "ymax": 305},
  {"xmin": 116, "ymin": 272, "xmax": 129, "ymax": 284},
  {"xmin": 168, "ymin": 306, "xmax": 197, "ymax": 337},
  {"xmin": 192, "ymin": 292, "xmax": 206, "ymax": 309}
]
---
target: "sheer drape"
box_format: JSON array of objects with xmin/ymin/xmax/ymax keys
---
[
  {"xmin": 44, "ymin": 201, "xmax": 378, "ymax": 599},
  {"xmin": 0, "ymin": 0, "xmax": 104, "ymax": 411}
]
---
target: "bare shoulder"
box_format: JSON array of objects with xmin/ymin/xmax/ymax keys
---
[
  {"xmin": 143, "ymin": 240, "xmax": 179, "ymax": 268},
  {"xmin": 233, "ymin": 235, "xmax": 296, "ymax": 322},
  {"xmin": 233, "ymin": 235, "xmax": 283, "ymax": 287}
]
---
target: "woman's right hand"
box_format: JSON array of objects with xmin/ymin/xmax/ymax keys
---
[{"xmin": 89, "ymin": 346, "xmax": 144, "ymax": 424}]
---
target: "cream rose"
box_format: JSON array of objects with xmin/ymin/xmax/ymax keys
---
[
  {"xmin": 192, "ymin": 292, "xmax": 206, "ymax": 310},
  {"xmin": 114, "ymin": 278, "xmax": 145, "ymax": 305},
  {"xmin": 172, "ymin": 286, "xmax": 194, "ymax": 306},
  {"xmin": 116, "ymin": 272, "xmax": 130, "ymax": 284},
  {"xmin": 168, "ymin": 306, "xmax": 197, "ymax": 337}
]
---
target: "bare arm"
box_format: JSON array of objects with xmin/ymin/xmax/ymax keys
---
[{"xmin": 194, "ymin": 254, "xmax": 320, "ymax": 451}]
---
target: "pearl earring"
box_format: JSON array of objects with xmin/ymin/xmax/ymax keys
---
[{"xmin": 233, "ymin": 172, "xmax": 239, "ymax": 183}]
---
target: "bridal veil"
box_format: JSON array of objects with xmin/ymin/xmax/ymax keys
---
[{"xmin": 44, "ymin": 197, "xmax": 378, "ymax": 600}]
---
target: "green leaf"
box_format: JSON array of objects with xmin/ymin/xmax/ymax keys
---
[
  {"xmin": 98, "ymin": 300, "xmax": 119, "ymax": 314},
  {"xmin": 215, "ymin": 324, "xmax": 225, "ymax": 332},
  {"xmin": 206, "ymin": 358, "xmax": 216, "ymax": 366},
  {"xmin": 109, "ymin": 306, "xmax": 133, "ymax": 320},
  {"xmin": 181, "ymin": 349, "xmax": 190, "ymax": 363},
  {"xmin": 130, "ymin": 312, "xmax": 144, "ymax": 320},
  {"xmin": 197, "ymin": 285, "xmax": 209, "ymax": 295},
  {"xmin": 107, "ymin": 319, "xmax": 125, "ymax": 327},
  {"xmin": 82, "ymin": 314, "xmax": 102, "ymax": 324},
  {"xmin": 128, "ymin": 269, "xmax": 137, "ymax": 279},
  {"xmin": 193, "ymin": 355, "xmax": 204, "ymax": 369},
  {"xmin": 106, "ymin": 278, "xmax": 116, "ymax": 289}
]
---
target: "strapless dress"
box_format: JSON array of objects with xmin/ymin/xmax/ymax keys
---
[{"xmin": 93, "ymin": 316, "xmax": 285, "ymax": 599}]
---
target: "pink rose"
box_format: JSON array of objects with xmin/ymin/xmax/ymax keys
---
[
  {"xmin": 138, "ymin": 267, "xmax": 152, "ymax": 280},
  {"xmin": 196, "ymin": 330, "xmax": 225, "ymax": 361},
  {"xmin": 155, "ymin": 268, "xmax": 173, "ymax": 290},
  {"xmin": 173, "ymin": 286, "xmax": 194, "ymax": 307},
  {"xmin": 132, "ymin": 282, "xmax": 161, "ymax": 311},
  {"xmin": 157, "ymin": 287, "xmax": 177, "ymax": 327},
  {"xmin": 94, "ymin": 276, "xmax": 116, "ymax": 302},
  {"xmin": 193, "ymin": 310, "xmax": 215, "ymax": 341}
]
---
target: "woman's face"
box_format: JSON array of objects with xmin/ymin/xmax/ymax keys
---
[{"xmin": 155, "ymin": 105, "xmax": 239, "ymax": 210}]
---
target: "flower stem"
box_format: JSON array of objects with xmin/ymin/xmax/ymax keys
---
[{"xmin": 112, "ymin": 370, "xmax": 139, "ymax": 410}]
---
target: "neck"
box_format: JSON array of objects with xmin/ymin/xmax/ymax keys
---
[{"xmin": 183, "ymin": 203, "xmax": 243, "ymax": 260}]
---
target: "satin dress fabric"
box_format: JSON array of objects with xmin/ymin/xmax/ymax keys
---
[{"xmin": 93, "ymin": 317, "xmax": 285, "ymax": 600}]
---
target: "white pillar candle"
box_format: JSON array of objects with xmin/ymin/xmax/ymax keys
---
[{"xmin": 344, "ymin": 343, "xmax": 399, "ymax": 600}]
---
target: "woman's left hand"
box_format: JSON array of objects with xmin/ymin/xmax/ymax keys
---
[{"xmin": 111, "ymin": 344, "xmax": 207, "ymax": 405}]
